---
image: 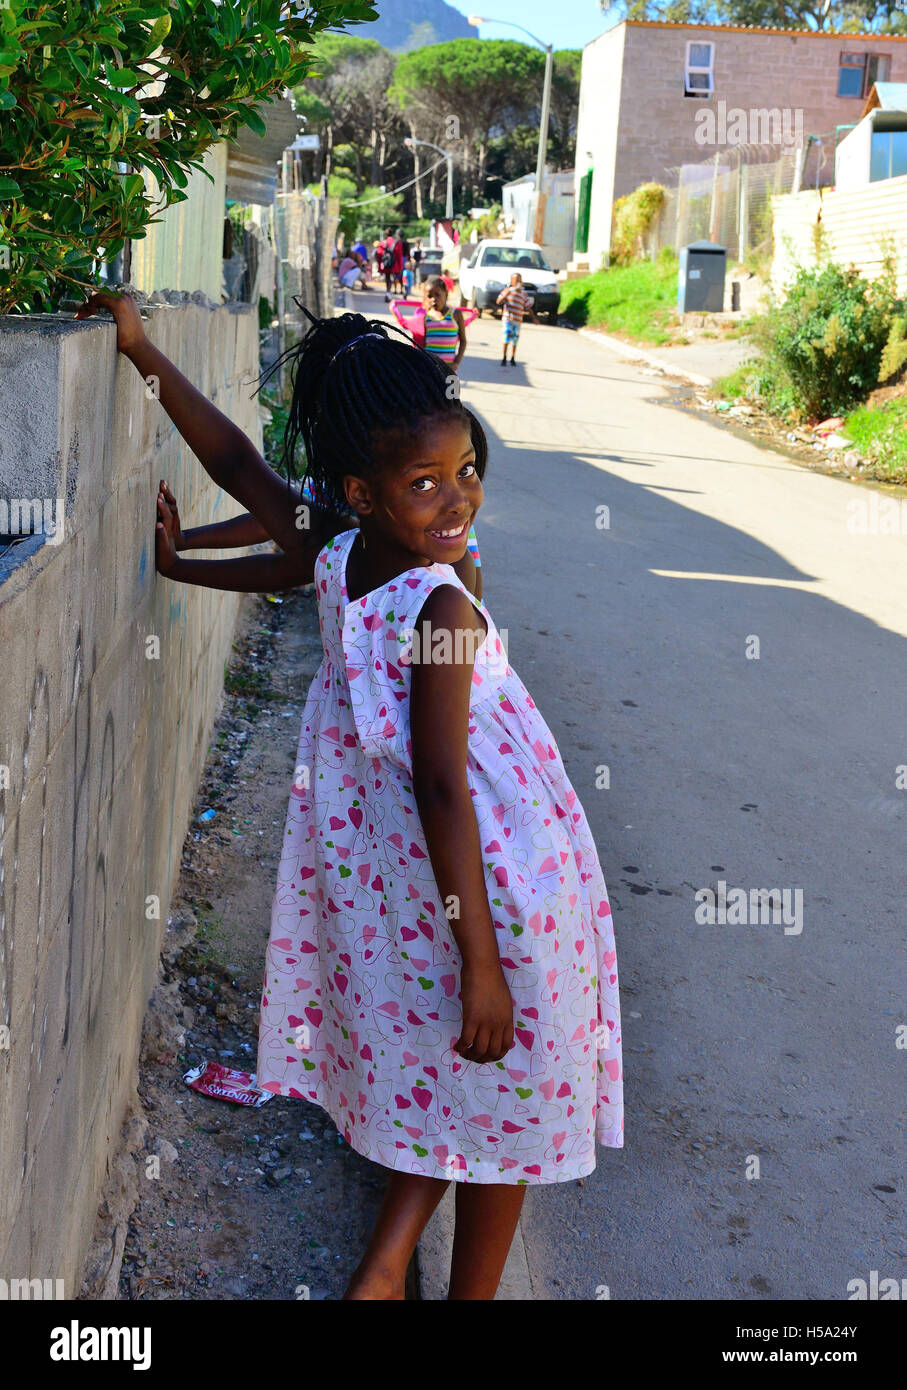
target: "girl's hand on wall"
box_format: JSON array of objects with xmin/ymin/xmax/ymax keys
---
[
  {"xmin": 159, "ymin": 480, "xmax": 185, "ymax": 551},
  {"xmin": 154, "ymin": 486, "xmax": 180, "ymax": 577},
  {"xmin": 74, "ymin": 290, "xmax": 148, "ymax": 355}
]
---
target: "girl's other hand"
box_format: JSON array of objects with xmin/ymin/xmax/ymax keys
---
[
  {"xmin": 158, "ymin": 479, "xmax": 185, "ymax": 551},
  {"xmin": 74, "ymin": 289, "xmax": 147, "ymax": 356},
  {"xmin": 155, "ymin": 485, "xmax": 180, "ymax": 576},
  {"xmin": 455, "ymin": 961, "xmax": 514, "ymax": 1065}
]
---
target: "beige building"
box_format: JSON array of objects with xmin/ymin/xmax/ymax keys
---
[{"xmin": 573, "ymin": 20, "xmax": 907, "ymax": 270}]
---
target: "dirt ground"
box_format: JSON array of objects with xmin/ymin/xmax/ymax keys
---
[
  {"xmin": 864, "ymin": 378, "xmax": 907, "ymax": 410},
  {"xmin": 117, "ymin": 586, "xmax": 393, "ymax": 1301}
]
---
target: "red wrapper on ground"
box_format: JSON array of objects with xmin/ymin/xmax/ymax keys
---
[{"xmin": 183, "ymin": 1060, "xmax": 272, "ymax": 1107}]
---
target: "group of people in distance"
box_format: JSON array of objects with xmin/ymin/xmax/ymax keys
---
[
  {"xmin": 336, "ymin": 228, "xmax": 424, "ymax": 299},
  {"xmin": 336, "ymin": 229, "xmax": 539, "ymax": 371},
  {"xmin": 375, "ymin": 226, "xmax": 418, "ymax": 299}
]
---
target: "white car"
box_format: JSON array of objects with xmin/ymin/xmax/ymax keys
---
[{"xmin": 459, "ymin": 240, "xmax": 560, "ymax": 323}]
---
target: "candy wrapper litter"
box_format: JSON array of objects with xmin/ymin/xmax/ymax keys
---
[{"xmin": 183, "ymin": 1060, "xmax": 272, "ymax": 1108}]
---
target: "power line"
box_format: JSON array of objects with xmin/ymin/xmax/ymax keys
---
[{"xmin": 341, "ymin": 156, "xmax": 448, "ymax": 207}]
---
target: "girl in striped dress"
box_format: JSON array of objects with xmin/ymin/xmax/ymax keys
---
[{"xmin": 421, "ymin": 276, "xmax": 467, "ymax": 372}]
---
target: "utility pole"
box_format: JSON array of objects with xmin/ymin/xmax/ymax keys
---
[
  {"xmin": 469, "ymin": 16, "xmax": 553, "ymax": 245},
  {"xmin": 532, "ymin": 43, "xmax": 553, "ymax": 244},
  {"xmin": 410, "ymin": 125, "xmax": 423, "ymax": 219}
]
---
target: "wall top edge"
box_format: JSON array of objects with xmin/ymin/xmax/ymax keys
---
[{"xmin": 0, "ymin": 298, "xmax": 257, "ymax": 334}]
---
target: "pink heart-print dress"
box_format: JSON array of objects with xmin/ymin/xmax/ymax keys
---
[{"xmin": 257, "ymin": 528, "xmax": 623, "ymax": 1183}]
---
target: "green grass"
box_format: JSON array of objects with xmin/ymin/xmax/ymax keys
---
[
  {"xmin": 193, "ymin": 908, "xmax": 225, "ymax": 967},
  {"xmin": 843, "ymin": 398, "xmax": 907, "ymax": 481},
  {"xmin": 711, "ymin": 364, "xmax": 756, "ymax": 401},
  {"xmin": 558, "ymin": 253, "xmax": 678, "ymax": 345},
  {"xmin": 224, "ymin": 668, "xmax": 275, "ymax": 701}
]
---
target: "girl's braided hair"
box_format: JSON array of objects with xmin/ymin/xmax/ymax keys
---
[{"xmin": 264, "ymin": 309, "xmax": 487, "ymax": 513}]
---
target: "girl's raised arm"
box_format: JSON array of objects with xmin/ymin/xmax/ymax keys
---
[{"xmin": 75, "ymin": 292, "xmax": 338, "ymax": 565}]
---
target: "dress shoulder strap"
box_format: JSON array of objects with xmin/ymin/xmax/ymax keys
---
[{"xmin": 314, "ymin": 528, "xmax": 356, "ymax": 605}]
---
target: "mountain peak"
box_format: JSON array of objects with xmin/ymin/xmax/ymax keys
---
[{"xmin": 364, "ymin": 0, "xmax": 473, "ymax": 52}]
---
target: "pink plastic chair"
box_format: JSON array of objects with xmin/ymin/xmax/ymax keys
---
[{"xmin": 390, "ymin": 298, "xmax": 426, "ymax": 346}]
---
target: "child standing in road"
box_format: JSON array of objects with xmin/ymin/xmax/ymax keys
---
[
  {"xmin": 421, "ymin": 275, "xmax": 467, "ymax": 372},
  {"xmin": 380, "ymin": 228, "xmax": 396, "ymax": 301},
  {"xmin": 497, "ymin": 272, "xmax": 538, "ymax": 367},
  {"xmin": 76, "ymin": 293, "xmax": 622, "ymax": 1301}
]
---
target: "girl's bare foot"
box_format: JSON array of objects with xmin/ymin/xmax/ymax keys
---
[
  {"xmin": 342, "ymin": 1261, "xmax": 406, "ymax": 1300},
  {"xmin": 341, "ymin": 1170, "xmax": 448, "ymax": 1300}
]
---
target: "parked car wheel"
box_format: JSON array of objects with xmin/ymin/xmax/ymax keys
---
[{"xmin": 547, "ymin": 309, "xmax": 558, "ymax": 325}]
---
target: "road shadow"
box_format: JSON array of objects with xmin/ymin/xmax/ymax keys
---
[{"xmin": 463, "ymin": 390, "xmax": 907, "ymax": 1298}]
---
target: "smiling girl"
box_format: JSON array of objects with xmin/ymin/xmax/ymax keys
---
[{"xmin": 75, "ymin": 295, "xmax": 623, "ymax": 1301}]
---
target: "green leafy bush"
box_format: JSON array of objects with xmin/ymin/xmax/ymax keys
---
[
  {"xmin": 879, "ymin": 316, "xmax": 907, "ymax": 384},
  {"xmin": 460, "ymin": 204, "xmax": 502, "ymax": 243},
  {"xmin": 747, "ymin": 261, "xmax": 906, "ymax": 420},
  {"xmin": 261, "ymin": 388, "xmax": 293, "ymax": 475},
  {"xmin": 0, "ymin": 0, "xmax": 377, "ymax": 313},
  {"xmin": 610, "ymin": 183, "xmax": 666, "ymax": 266}
]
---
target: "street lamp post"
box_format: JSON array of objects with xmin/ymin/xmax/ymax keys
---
[
  {"xmin": 468, "ymin": 14, "xmax": 553, "ymax": 240},
  {"xmin": 404, "ymin": 136, "xmax": 454, "ymax": 220}
]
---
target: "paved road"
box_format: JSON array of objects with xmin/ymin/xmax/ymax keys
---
[
  {"xmin": 460, "ymin": 297, "xmax": 905, "ymax": 1301},
  {"xmin": 351, "ymin": 290, "xmax": 907, "ymax": 1300}
]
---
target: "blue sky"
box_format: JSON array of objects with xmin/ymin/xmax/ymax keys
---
[{"xmin": 448, "ymin": 1, "xmax": 611, "ymax": 51}]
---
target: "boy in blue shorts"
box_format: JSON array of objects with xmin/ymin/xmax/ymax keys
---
[{"xmin": 496, "ymin": 272, "xmax": 539, "ymax": 366}]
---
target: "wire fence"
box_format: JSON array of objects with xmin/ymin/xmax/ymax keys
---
[
  {"xmin": 268, "ymin": 188, "xmax": 339, "ymax": 396},
  {"xmin": 644, "ymin": 136, "xmax": 837, "ymax": 264},
  {"xmin": 272, "ymin": 189, "xmax": 339, "ymax": 337}
]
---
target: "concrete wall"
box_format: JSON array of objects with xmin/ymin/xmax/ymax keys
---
[
  {"xmin": 771, "ymin": 174, "xmax": 907, "ymax": 295},
  {"xmin": 577, "ymin": 20, "xmax": 907, "ymax": 269},
  {"xmin": 0, "ymin": 301, "xmax": 259, "ymax": 1294}
]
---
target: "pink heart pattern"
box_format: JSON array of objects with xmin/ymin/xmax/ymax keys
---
[{"xmin": 257, "ymin": 528, "xmax": 623, "ymax": 1183}]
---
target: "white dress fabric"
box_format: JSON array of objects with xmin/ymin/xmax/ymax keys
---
[{"xmin": 257, "ymin": 528, "xmax": 623, "ymax": 1183}]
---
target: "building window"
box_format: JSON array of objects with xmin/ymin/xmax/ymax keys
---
[
  {"xmin": 684, "ymin": 41, "xmax": 714, "ymax": 98},
  {"xmin": 838, "ymin": 51, "xmax": 890, "ymax": 98},
  {"xmin": 867, "ymin": 53, "xmax": 891, "ymax": 92},
  {"xmin": 870, "ymin": 128, "xmax": 907, "ymax": 181}
]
